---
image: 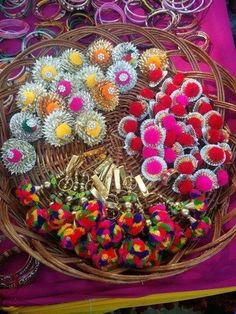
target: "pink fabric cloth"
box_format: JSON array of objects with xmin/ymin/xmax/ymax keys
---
[{"xmin": 1, "ymin": 0, "xmax": 236, "ymax": 307}]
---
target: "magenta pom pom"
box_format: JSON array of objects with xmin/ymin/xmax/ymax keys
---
[
  {"xmin": 195, "ymin": 175, "xmax": 213, "ymax": 192},
  {"xmin": 142, "ymin": 146, "xmax": 159, "ymax": 159},
  {"xmin": 56, "ymin": 80, "xmax": 72, "ymax": 97},
  {"xmin": 175, "ymin": 94, "xmax": 189, "ymax": 106},
  {"xmin": 164, "ymin": 147, "xmax": 177, "ymax": 164},
  {"xmin": 217, "ymin": 169, "xmax": 229, "ymax": 186},
  {"xmin": 162, "ymin": 115, "xmax": 177, "ymax": 130},
  {"xmin": 69, "ymin": 96, "xmax": 84, "ymax": 112}
]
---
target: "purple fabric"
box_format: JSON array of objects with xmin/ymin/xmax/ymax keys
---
[{"xmin": 1, "ymin": 0, "xmax": 236, "ymax": 307}]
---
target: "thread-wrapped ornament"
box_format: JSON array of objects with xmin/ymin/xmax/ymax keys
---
[
  {"xmin": 16, "ymin": 82, "xmax": 46, "ymax": 112},
  {"xmin": 57, "ymin": 223, "xmax": 86, "ymax": 250},
  {"xmin": 91, "ymin": 80, "xmax": 119, "ymax": 111},
  {"xmin": 32, "ymin": 56, "xmax": 61, "ymax": 87},
  {"xmin": 77, "ymin": 65, "xmax": 105, "ymax": 90},
  {"xmin": 74, "ymin": 235, "xmax": 98, "ymax": 259},
  {"xmin": 61, "ymin": 48, "xmax": 86, "ymax": 72},
  {"xmin": 37, "ymin": 92, "xmax": 66, "ymax": 119},
  {"xmin": 43, "ymin": 110, "xmax": 75, "ymax": 147},
  {"xmin": 48, "ymin": 202, "xmax": 74, "ymax": 230},
  {"xmin": 112, "ymin": 42, "xmax": 139, "ymax": 68},
  {"xmin": 75, "ymin": 199, "xmax": 107, "ymax": 231},
  {"xmin": 87, "ymin": 39, "xmax": 113, "ymax": 69},
  {"xmin": 107, "ymin": 60, "xmax": 137, "ymax": 93},
  {"xmin": 119, "ymin": 238, "xmax": 150, "ymax": 268},
  {"xmin": 118, "ymin": 210, "xmax": 145, "ymax": 236},
  {"xmin": 148, "ymin": 204, "xmax": 169, "ymax": 224},
  {"xmin": 146, "ymin": 246, "xmax": 162, "ymax": 267},
  {"xmin": 1, "ymin": 139, "xmax": 36, "ymax": 174},
  {"xmin": 75, "ymin": 110, "xmax": 107, "ymax": 146},
  {"xmin": 16, "ymin": 179, "xmax": 39, "ymax": 206},
  {"xmin": 92, "ymin": 247, "xmax": 118, "ymax": 271},
  {"xmin": 26, "ymin": 207, "xmax": 51, "ymax": 233},
  {"xmin": 10, "ymin": 112, "xmax": 42, "ymax": 142},
  {"xmin": 91, "ymin": 219, "xmax": 123, "ymax": 249}
]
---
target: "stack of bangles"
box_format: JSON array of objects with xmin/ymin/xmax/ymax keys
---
[
  {"xmin": 32, "ymin": 0, "xmax": 66, "ymax": 20},
  {"xmin": 66, "ymin": 11, "xmax": 95, "ymax": 29},
  {"xmin": 0, "ymin": 235, "xmax": 40, "ymax": 289},
  {"xmin": 0, "ymin": 0, "xmax": 31, "ymax": 18},
  {"xmin": 58, "ymin": 0, "xmax": 91, "ymax": 11}
]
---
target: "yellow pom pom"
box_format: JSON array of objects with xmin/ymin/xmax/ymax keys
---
[
  {"xmin": 41, "ymin": 65, "xmax": 57, "ymax": 81},
  {"xmin": 85, "ymin": 120, "xmax": 101, "ymax": 138},
  {"xmin": 55, "ymin": 123, "xmax": 72, "ymax": 139},
  {"xmin": 69, "ymin": 51, "xmax": 83, "ymax": 66},
  {"xmin": 146, "ymin": 56, "xmax": 161, "ymax": 71},
  {"xmin": 22, "ymin": 91, "xmax": 36, "ymax": 105},
  {"xmin": 86, "ymin": 74, "xmax": 96, "ymax": 89}
]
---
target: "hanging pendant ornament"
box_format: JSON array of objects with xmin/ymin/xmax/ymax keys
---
[
  {"xmin": 74, "ymin": 235, "xmax": 98, "ymax": 259},
  {"xmin": 75, "ymin": 110, "xmax": 107, "ymax": 146},
  {"xmin": 91, "ymin": 219, "xmax": 123, "ymax": 249},
  {"xmin": 75, "ymin": 199, "xmax": 107, "ymax": 231},
  {"xmin": 112, "ymin": 42, "xmax": 139, "ymax": 68},
  {"xmin": 15, "ymin": 179, "xmax": 40, "ymax": 206},
  {"xmin": 91, "ymin": 80, "xmax": 119, "ymax": 111},
  {"xmin": 32, "ymin": 56, "xmax": 61, "ymax": 87},
  {"xmin": 148, "ymin": 220, "xmax": 174, "ymax": 250},
  {"xmin": 1, "ymin": 139, "xmax": 36, "ymax": 174},
  {"xmin": 168, "ymin": 223, "xmax": 189, "ymax": 254},
  {"xmin": 43, "ymin": 110, "xmax": 75, "ymax": 147},
  {"xmin": 77, "ymin": 65, "xmax": 105, "ymax": 90},
  {"xmin": 57, "ymin": 223, "xmax": 86, "ymax": 250},
  {"xmin": 92, "ymin": 247, "xmax": 118, "ymax": 271},
  {"xmin": 68, "ymin": 91, "xmax": 95, "ymax": 116},
  {"xmin": 37, "ymin": 92, "xmax": 66, "ymax": 119},
  {"xmin": 119, "ymin": 238, "xmax": 150, "ymax": 268},
  {"xmin": 191, "ymin": 216, "xmax": 211, "ymax": 238},
  {"xmin": 16, "ymin": 82, "xmax": 46, "ymax": 112},
  {"xmin": 60, "ymin": 48, "xmax": 87, "ymax": 72},
  {"xmin": 48, "ymin": 202, "xmax": 74, "ymax": 230},
  {"xmin": 26, "ymin": 207, "xmax": 51, "ymax": 233},
  {"xmin": 107, "ymin": 60, "xmax": 138, "ymax": 93},
  {"xmin": 10, "ymin": 112, "xmax": 42, "ymax": 142},
  {"xmin": 87, "ymin": 39, "xmax": 113, "ymax": 69}
]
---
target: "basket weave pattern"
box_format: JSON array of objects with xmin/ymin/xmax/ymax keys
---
[{"xmin": 0, "ymin": 25, "xmax": 236, "ymax": 283}]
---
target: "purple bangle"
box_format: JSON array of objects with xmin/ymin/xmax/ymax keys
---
[
  {"xmin": 124, "ymin": 0, "xmax": 147, "ymax": 24},
  {"xmin": 95, "ymin": 3, "xmax": 126, "ymax": 24},
  {"xmin": 0, "ymin": 19, "xmax": 30, "ymax": 39},
  {"xmin": 163, "ymin": 0, "xmax": 212, "ymax": 14}
]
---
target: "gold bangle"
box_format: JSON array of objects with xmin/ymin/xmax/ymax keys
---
[{"xmin": 35, "ymin": 21, "xmax": 66, "ymax": 35}]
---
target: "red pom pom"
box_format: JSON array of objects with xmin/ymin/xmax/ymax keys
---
[
  {"xmin": 187, "ymin": 117, "xmax": 202, "ymax": 129},
  {"xmin": 130, "ymin": 137, "xmax": 142, "ymax": 151},
  {"xmin": 207, "ymin": 128, "xmax": 221, "ymax": 144},
  {"xmin": 184, "ymin": 82, "xmax": 200, "ymax": 97},
  {"xmin": 178, "ymin": 180, "xmax": 193, "ymax": 195},
  {"xmin": 177, "ymin": 133, "xmax": 194, "ymax": 146},
  {"xmin": 194, "ymin": 128, "xmax": 203, "ymax": 139},
  {"xmin": 159, "ymin": 94, "xmax": 172, "ymax": 109},
  {"xmin": 208, "ymin": 114, "xmax": 223, "ymax": 129},
  {"xmin": 164, "ymin": 130, "xmax": 177, "ymax": 147},
  {"xmin": 139, "ymin": 88, "xmax": 155, "ymax": 99},
  {"xmin": 171, "ymin": 104, "xmax": 186, "ymax": 117},
  {"xmin": 198, "ymin": 102, "xmax": 212, "ymax": 114},
  {"xmin": 123, "ymin": 120, "xmax": 138, "ymax": 134},
  {"xmin": 173, "ymin": 73, "xmax": 184, "ymax": 86},
  {"xmin": 153, "ymin": 103, "xmax": 165, "ymax": 116},
  {"xmin": 224, "ymin": 150, "xmax": 232, "ymax": 163},
  {"xmin": 165, "ymin": 83, "xmax": 178, "ymax": 95},
  {"xmin": 129, "ymin": 101, "xmax": 144, "ymax": 118},
  {"xmin": 208, "ymin": 147, "xmax": 224, "ymax": 162},
  {"xmin": 177, "ymin": 161, "xmax": 195, "ymax": 174},
  {"xmin": 148, "ymin": 69, "xmax": 163, "ymax": 82},
  {"xmin": 193, "ymin": 151, "xmax": 203, "ymax": 167},
  {"xmin": 202, "ymin": 85, "xmax": 209, "ymax": 96}
]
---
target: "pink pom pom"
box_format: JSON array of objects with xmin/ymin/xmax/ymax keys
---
[
  {"xmin": 176, "ymin": 94, "xmax": 189, "ymax": 107},
  {"xmin": 164, "ymin": 147, "xmax": 177, "ymax": 164},
  {"xmin": 69, "ymin": 97, "xmax": 84, "ymax": 112},
  {"xmin": 57, "ymin": 80, "xmax": 72, "ymax": 97},
  {"xmin": 142, "ymin": 146, "xmax": 159, "ymax": 159},
  {"xmin": 143, "ymin": 128, "xmax": 161, "ymax": 145},
  {"xmin": 146, "ymin": 160, "xmax": 162, "ymax": 175},
  {"xmin": 217, "ymin": 169, "xmax": 229, "ymax": 186},
  {"xmin": 195, "ymin": 175, "xmax": 213, "ymax": 192},
  {"xmin": 175, "ymin": 124, "xmax": 184, "ymax": 136},
  {"xmin": 6, "ymin": 149, "xmax": 23, "ymax": 163},
  {"xmin": 162, "ymin": 115, "xmax": 177, "ymax": 130}
]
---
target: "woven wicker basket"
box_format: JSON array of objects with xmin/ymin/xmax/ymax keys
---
[{"xmin": 0, "ymin": 25, "xmax": 236, "ymax": 284}]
